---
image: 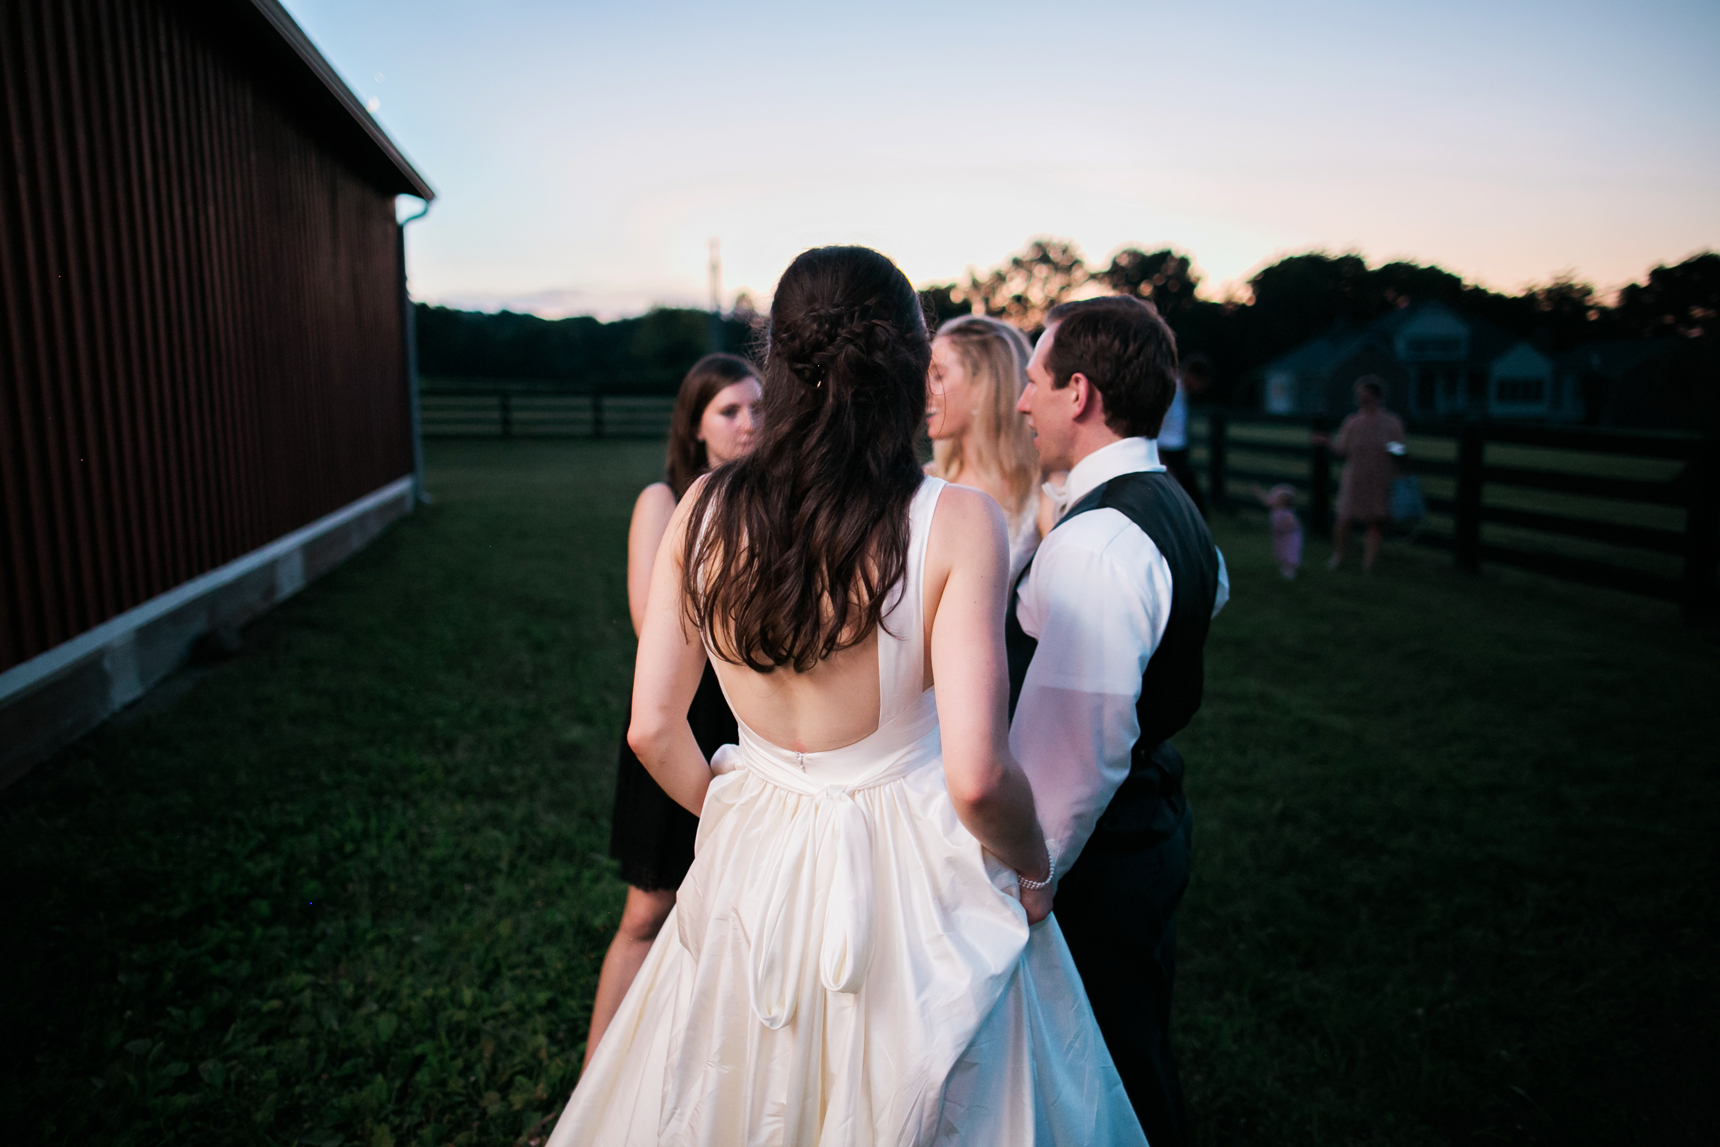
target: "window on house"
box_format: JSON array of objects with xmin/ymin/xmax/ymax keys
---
[
  {"xmin": 1495, "ymin": 376, "xmax": 1545, "ymax": 404},
  {"xmin": 1405, "ymin": 337, "xmax": 1463, "ymax": 359},
  {"xmin": 1265, "ymin": 373, "xmax": 1294, "ymax": 415}
]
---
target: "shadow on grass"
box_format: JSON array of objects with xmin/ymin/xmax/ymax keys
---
[
  {"xmin": 2, "ymin": 442, "xmax": 657, "ymax": 1146},
  {"xmin": 1182, "ymin": 509, "xmax": 1719, "ymax": 1145},
  {"xmin": 2, "ymin": 440, "xmax": 1716, "ymax": 1145}
]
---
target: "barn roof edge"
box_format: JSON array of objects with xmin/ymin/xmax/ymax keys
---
[{"xmin": 244, "ymin": 0, "xmax": 436, "ymax": 202}]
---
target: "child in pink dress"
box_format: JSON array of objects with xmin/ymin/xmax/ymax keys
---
[{"xmin": 1254, "ymin": 484, "xmax": 1303, "ymax": 579}]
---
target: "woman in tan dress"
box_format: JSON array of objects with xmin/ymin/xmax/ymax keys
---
[{"xmin": 1320, "ymin": 376, "xmax": 1404, "ymax": 572}]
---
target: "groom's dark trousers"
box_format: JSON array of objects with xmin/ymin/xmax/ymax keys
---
[
  {"xmin": 1006, "ymin": 470, "xmax": 1217, "ymax": 1147},
  {"xmin": 1053, "ymin": 752, "xmax": 1192, "ymax": 1147}
]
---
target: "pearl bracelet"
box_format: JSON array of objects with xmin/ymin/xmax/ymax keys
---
[{"xmin": 1017, "ymin": 846, "xmax": 1055, "ymax": 891}]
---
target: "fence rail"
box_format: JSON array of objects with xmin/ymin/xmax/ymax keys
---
[
  {"xmin": 419, "ymin": 386, "xmax": 674, "ymax": 439},
  {"xmin": 414, "ymin": 388, "xmax": 1717, "ymax": 618},
  {"xmin": 1191, "ymin": 411, "xmax": 1718, "ymax": 620}
]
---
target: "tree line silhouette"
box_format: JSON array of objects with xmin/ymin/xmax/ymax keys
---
[
  {"xmin": 415, "ymin": 305, "xmax": 758, "ymax": 392},
  {"xmin": 416, "ymin": 245, "xmax": 1717, "ymax": 409}
]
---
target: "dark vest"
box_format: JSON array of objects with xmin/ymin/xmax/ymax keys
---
[{"xmin": 1006, "ymin": 468, "xmax": 1219, "ymax": 854}]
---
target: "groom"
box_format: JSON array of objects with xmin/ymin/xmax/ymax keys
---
[{"xmin": 1007, "ymin": 295, "xmax": 1227, "ymax": 1147}]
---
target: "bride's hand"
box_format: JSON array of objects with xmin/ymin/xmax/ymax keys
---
[{"xmin": 1019, "ymin": 882, "xmax": 1054, "ymax": 926}]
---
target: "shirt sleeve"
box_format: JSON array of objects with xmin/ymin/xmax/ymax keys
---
[
  {"xmin": 1213, "ymin": 548, "xmax": 1230, "ymax": 617},
  {"xmin": 1008, "ymin": 515, "xmax": 1171, "ymax": 881}
]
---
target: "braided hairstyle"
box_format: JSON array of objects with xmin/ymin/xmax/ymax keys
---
[{"xmin": 682, "ymin": 246, "xmax": 930, "ymax": 673}]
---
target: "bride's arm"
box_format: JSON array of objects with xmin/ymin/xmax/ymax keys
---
[
  {"xmin": 628, "ymin": 483, "xmax": 715, "ymax": 815},
  {"xmin": 926, "ymin": 487, "xmax": 1053, "ymax": 908}
]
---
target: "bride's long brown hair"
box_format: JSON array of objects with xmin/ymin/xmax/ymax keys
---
[{"xmin": 681, "ymin": 246, "xmax": 930, "ymax": 673}]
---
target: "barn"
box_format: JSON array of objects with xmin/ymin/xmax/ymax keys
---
[{"xmin": 1, "ymin": 0, "xmax": 434, "ymax": 782}]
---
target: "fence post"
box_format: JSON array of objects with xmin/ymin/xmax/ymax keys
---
[
  {"xmin": 592, "ymin": 383, "xmax": 605, "ymax": 439},
  {"xmin": 1208, "ymin": 411, "xmax": 1227, "ymax": 509},
  {"xmin": 1454, "ymin": 421, "xmax": 1484, "ymax": 574},
  {"xmin": 1309, "ymin": 415, "xmax": 1331, "ymax": 537},
  {"xmin": 1682, "ymin": 431, "xmax": 1718, "ymax": 623},
  {"xmin": 500, "ymin": 392, "xmax": 513, "ymax": 439}
]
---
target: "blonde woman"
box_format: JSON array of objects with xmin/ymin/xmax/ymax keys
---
[{"xmin": 925, "ymin": 315, "xmax": 1059, "ymax": 582}]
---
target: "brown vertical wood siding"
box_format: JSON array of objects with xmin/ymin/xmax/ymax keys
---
[{"xmin": 1, "ymin": 0, "xmax": 414, "ymax": 673}]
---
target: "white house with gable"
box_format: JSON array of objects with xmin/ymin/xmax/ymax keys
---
[{"xmin": 1262, "ymin": 301, "xmax": 1577, "ymax": 422}]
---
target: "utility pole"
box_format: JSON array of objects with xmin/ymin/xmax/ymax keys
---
[{"xmin": 708, "ymin": 237, "xmax": 723, "ymax": 353}]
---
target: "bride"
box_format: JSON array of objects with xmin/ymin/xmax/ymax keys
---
[{"xmin": 548, "ymin": 246, "xmax": 1145, "ymax": 1146}]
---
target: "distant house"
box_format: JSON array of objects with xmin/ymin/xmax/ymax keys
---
[
  {"xmin": 1, "ymin": 0, "xmax": 434, "ymax": 783},
  {"xmin": 1263, "ymin": 301, "xmax": 1579, "ymax": 422},
  {"xmin": 1553, "ymin": 339, "xmax": 1693, "ymax": 429}
]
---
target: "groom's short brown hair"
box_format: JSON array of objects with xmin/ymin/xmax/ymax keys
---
[{"xmin": 1044, "ymin": 296, "xmax": 1179, "ymax": 438}]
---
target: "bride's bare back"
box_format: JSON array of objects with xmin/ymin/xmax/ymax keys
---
[
  {"xmin": 699, "ymin": 473, "xmax": 960, "ymax": 750},
  {"xmin": 628, "ymin": 480, "xmax": 1020, "ymax": 816},
  {"xmin": 669, "ymin": 481, "xmax": 978, "ymax": 753},
  {"xmin": 710, "ymin": 625, "xmax": 886, "ymax": 754}
]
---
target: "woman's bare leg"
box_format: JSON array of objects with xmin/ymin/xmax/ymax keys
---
[
  {"xmin": 1363, "ymin": 522, "xmax": 1384, "ymax": 571},
  {"xmin": 1329, "ymin": 518, "xmax": 1352, "ymax": 568},
  {"xmin": 582, "ymin": 886, "xmax": 675, "ymax": 1069}
]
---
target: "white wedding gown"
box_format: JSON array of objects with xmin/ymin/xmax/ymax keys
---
[{"xmin": 548, "ymin": 478, "xmax": 1146, "ymax": 1146}]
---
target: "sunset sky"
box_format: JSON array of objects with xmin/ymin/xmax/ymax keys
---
[{"xmin": 281, "ymin": 0, "xmax": 1719, "ymax": 317}]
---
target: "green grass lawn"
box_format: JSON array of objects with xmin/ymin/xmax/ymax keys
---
[{"xmin": 3, "ymin": 439, "xmax": 1716, "ymax": 1146}]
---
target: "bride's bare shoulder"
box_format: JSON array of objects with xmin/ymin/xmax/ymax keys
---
[
  {"xmin": 927, "ymin": 483, "xmax": 1007, "ymax": 558},
  {"xmin": 922, "ymin": 484, "xmax": 1008, "ymax": 631}
]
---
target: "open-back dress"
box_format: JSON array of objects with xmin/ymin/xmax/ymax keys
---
[{"xmin": 548, "ymin": 477, "xmax": 1145, "ymax": 1146}]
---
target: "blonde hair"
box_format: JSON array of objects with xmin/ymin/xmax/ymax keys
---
[{"xmin": 928, "ymin": 316, "xmax": 1039, "ymax": 516}]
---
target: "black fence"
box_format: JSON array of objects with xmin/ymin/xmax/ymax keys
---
[
  {"xmin": 419, "ymin": 382, "xmax": 674, "ymax": 439},
  {"xmin": 414, "ymin": 385, "xmax": 1719, "ymax": 618},
  {"xmin": 1192, "ymin": 411, "xmax": 1719, "ymax": 619}
]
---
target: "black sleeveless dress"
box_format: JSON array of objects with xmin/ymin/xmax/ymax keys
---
[{"xmin": 607, "ymin": 662, "xmax": 737, "ymax": 892}]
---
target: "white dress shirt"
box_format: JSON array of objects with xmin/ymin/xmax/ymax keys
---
[{"xmin": 1009, "ymin": 436, "xmax": 1228, "ymax": 881}]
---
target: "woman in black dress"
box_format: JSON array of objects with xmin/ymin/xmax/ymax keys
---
[{"xmin": 583, "ymin": 352, "xmax": 762, "ymax": 1066}]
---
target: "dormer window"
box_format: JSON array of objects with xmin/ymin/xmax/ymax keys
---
[
  {"xmin": 1403, "ymin": 336, "xmax": 1463, "ymax": 359},
  {"xmin": 1496, "ymin": 376, "xmax": 1545, "ymax": 404}
]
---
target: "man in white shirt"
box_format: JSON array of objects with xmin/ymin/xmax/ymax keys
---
[
  {"xmin": 1008, "ymin": 295, "xmax": 1228, "ymax": 1147},
  {"xmin": 1156, "ymin": 353, "xmax": 1210, "ymax": 515}
]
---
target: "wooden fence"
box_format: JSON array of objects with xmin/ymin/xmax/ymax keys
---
[
  {"xmin": 1192, "ymin": 411, "xmax": 1719, "ymax": 620},
  {"xmin": 414, "ymin": 385, "xmax": 1717, "ymax": 618},
  {"xmin": 419, "ymin": 384, "xmax": 674, "ymax": 439}
]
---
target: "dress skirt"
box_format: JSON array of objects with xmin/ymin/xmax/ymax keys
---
[
  {"xmin": 1334, "ymin": 409, "xmax": 1406, "ymax": 523},
  {"xmin": 608, "ymin": 663, "xmax": 738, "ymax": 892},
  {"xmin": 558, "ymin": 479, "xmax": 1144, "ymax": 1144},
  {"xmin": 550, "ymin": 696, "xmax": 1146, "ymax": 1146}
]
